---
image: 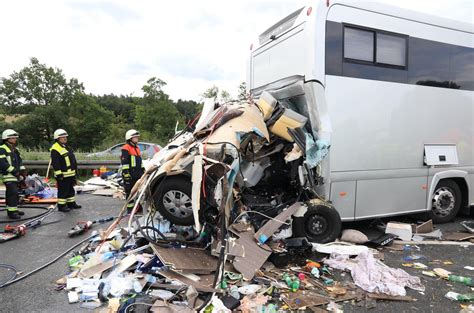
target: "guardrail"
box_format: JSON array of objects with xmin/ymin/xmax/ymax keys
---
[{"xmin": 23, "ymin": 160, "xmax": 121, "ymax": 170}]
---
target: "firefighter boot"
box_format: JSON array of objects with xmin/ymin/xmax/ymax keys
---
[
  {"xmin": 68, "ymin": 202, "xmax": 82, "ymax": 209},
  {"xmin": 58, "ymin": 204, "xmax": 70, "ymax": 212},
  {"xmin": 7, "ymin": 210, "xmax": 21, "ymax": 219}
]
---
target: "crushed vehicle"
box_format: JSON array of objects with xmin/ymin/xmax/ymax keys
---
[{"xmin": 145, "ymin": 90, "xmax": 342, "ymax": 244}]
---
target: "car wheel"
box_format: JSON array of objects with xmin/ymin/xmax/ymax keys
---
[
  {"xmin": 153, "ymin": 176, "xmax": 195, "ymax": 225},
  {"xmin": 428, "ymin": 179, "xmax": 462, "ymax": 224},
  {"xmin": 292, "ymin": 203, "xmax": 341, "ymax": 243}
]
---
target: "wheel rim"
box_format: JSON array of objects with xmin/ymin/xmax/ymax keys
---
[
  {"xmin": 162, "ymin": 190, "xmax": 193, "ymax": 218},
  {"xmin": 305, "ymin": 214, "xmax": 328, "ymax": 236},
  {"xmin": 432, "ymin": 186, "xmax": 456, "ymax": 217}
]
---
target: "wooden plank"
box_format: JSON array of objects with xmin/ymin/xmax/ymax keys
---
[
  {"xmin": 151, "ymin": 244, "xmax": 217, "ymax": 274},
  {"xmin": 254, "ymin": 202, "xmax": 300, "ymax": 244},
  {"xmin": 444, "ymin": 232, "xmax": 474, "ymax": 241},
  {"xmin": 281, "ymin": 290, "xmax": 330, "ymax": 310},
  {"xmin": 367, "ymin": 293, "xmax": 417, "ymax": 302},
  {"xmin": 231, "ymin": 230, "xmax": 272, "ymax": 281},
  {"xmin": 79, "ymin": 260, "xmax": 115, "ymax": 279},
  {"xmin": 156, "ymin": 269, "xmax": 222, "ymax": 293}
]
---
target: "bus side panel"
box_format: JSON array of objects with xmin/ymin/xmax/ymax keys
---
[{"xmin": 356, "ymin": 177, "xmax": 428, "ymax": 219}]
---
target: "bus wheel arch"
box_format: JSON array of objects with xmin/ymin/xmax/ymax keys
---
[{"xmin": 428, "ymin": 178, "xmax": 463, "ymax": 223}]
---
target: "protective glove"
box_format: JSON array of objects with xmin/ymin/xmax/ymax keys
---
[{"xmin": 122, "ymin": 170, "xmax": 132, "ymax": 181}]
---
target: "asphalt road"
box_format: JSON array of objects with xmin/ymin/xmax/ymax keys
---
[{"xmin": 0, "ymin": 194, "xmax": 472, "ymax": 313}]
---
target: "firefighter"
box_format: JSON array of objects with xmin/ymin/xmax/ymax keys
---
[
  {"xmin": 0, "ymin": 129, "xmax": 27, "ymax": 219},
  {"xmin": 50, "ymin": 129, "xmax": 81, "ymax": 212},
  {"xmin": 121, "ymin": 129, "xmax": 145, "ymax": 212}
]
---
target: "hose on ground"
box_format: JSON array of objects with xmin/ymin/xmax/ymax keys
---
[
  {"xmin": 0, "ymin": 205, "xmax": 53, "ymax": 223},
  {"xmin": 0, "ymin": 234, "xmax": 96, "ymax": 288}
]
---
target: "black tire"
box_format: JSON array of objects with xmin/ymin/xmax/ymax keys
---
[
  {"xmin": 292, "ymin": 203, "xmax": 342, "ymax": 243},
  {"xmin": 153, "ymin": 175, "xmax": 195, "ymax": 226},
  {"xmin": 428, "ymin": 179, "xmax": 462, "ymax": 224}
]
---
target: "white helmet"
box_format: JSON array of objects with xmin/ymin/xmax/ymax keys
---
[
  {"xmin": 125, "ymin": 129, "xmax": 140, "ymax": 141},
  {"xmin": 54, "ymin": 129, "xmax": 68, "ymax": 139},
  {"xmin": 2, "ymin": 129, "xmax": 19, "ymax": 140}
]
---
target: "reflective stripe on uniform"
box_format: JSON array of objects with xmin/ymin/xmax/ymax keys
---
[
  {"xmin": 51, "ymin": 142, "xmax": 75, "ymax": 177},
  {"xmin": 63, "ymin": 169, "xmax": 76, "ymax": 177},
  {"xmin": 1, "ymin": 145, "xmax": 11, "ymax": 153},
  {"xmin": 2, "ymin": 174, "xmax": 17, "ymax": 182},
  {"xmin": 66, "ymin": 197, "xmax": 75, "ymax": 203},
  {"xmin": 7, "ymin": 166, "xmax": 14, "ymax": 173},
  {"xmin": 58, "ymin": 199, "xmax": 67, "ymax": 205},
  {"xmin": 131, "ymin": 155, "xmax": 136, "ymax": 167},
  {"xmin": 122, "ymin": 164, "xmax": 130, "ymax": 170},
  {"xmin": 51, "ymin": 142, "xmax": 68, "ymax": 155},
  {"xmin": 0, "ymin": 155, "xmax": 6, "ymax": 158},
  {"xmin": 6, "ymin": 207, "xmax": 18, "ymax": 212}
]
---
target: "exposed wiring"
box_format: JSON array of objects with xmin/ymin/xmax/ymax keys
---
[{"xmin": 0, "ymin": 234, "xmax": 96, "ymax": 288}]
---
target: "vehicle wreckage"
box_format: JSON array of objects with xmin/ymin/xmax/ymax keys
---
[
  {"xmin": 148, "ymin": 90, "xmax": 341, "ymax": 243},
  {"xmin": 121, "ymin": 88, "xmax": 341, "ymax": 245}
]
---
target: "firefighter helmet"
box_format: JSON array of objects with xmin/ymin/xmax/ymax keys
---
[
  {"xmin": 125, "ymin": 129, "xmax": 140, "ymax": 141},
  {"xmin": 2, "ymin": 129, "xmax": 19, "ymax": 140},
  {"xmin": 54, "ymin": 129, "xmax": 68, "ymax": 139}
]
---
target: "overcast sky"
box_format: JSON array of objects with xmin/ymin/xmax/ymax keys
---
[{"xmin": 0, "ymin": 0, "xmax": 472, "ymax": 101}]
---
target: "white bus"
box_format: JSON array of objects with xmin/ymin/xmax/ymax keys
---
[{"xmin": 248, "ymin": 0, "xmax": 474, "ymax": 223}]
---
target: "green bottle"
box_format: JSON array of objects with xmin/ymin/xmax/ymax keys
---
[
  {"xmin": 448, "ymin": 275, "xmax": 474, "ymax": 286},
  {"xmin": 282, "ymin": 273, "xmax": 292, "ymax": 287},
  {"xmin": 291, "ymin": 279, "xmax": 300, "ymax": 292}
]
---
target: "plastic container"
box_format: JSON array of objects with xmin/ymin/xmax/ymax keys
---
[{"xmin": 92, "ymin": 169, "xmax": 100, "ymax": 177}]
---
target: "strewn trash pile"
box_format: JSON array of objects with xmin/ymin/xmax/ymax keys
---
[
  {"xmin": 56, "ymin": 227, "xmax": 435, "ymax": 311},
  {"xmin": 76, "ymin": 174, "xmax": 125, "ymax": 200},
  {"xmin": 55, "ymin": 92, "xmax": 473, "ymax": 311}
]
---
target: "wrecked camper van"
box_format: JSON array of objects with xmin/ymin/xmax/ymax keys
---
[{"xmin": 147, "ymin": 92, "xmax": 341, "ymax": 244}]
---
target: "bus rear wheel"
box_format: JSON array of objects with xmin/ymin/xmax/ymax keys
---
[{"xmin": 428, "ymin": 179, "xmax": 462, "ymax": 224}]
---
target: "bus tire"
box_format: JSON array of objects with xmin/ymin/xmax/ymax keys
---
[
  {"xmin": 292, "ymin": 203, "xmax": 342, "ymax": 243},
  {"xmin": 428, "ymin": 179, "xmax": 462, "ymax": 224}
]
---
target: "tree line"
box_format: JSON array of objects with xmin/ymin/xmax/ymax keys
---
[{"xmin": 0, "ymin": 58, "xmax": 246, "ymax": 151}]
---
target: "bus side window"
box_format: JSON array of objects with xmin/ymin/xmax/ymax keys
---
[{"xmin": 343, "ymin": 27, "xmax": 374, "ymax": 62}]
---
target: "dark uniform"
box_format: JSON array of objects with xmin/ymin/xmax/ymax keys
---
[
  {"xmin": 50, "ymin": 141, "xmax": 79, "ymax": 210},
  {"xmin": 0, "ymin": 143, "xmax": 26, "ymax": 217},
  {"xmin": 121, "ymin": 142, "xmax": 145, "ymax": 211}
]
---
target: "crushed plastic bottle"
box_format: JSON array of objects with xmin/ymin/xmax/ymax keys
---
[
  {"xmin": 311, "ymin": 267, "xmax": 320, "ymax": 278},
  {"xmin": 445, "ymin": 291, "xmax": 474, "ymax": 301}
]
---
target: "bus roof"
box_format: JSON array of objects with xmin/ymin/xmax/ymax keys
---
[{"xmin": 258, "ymin": 0, "xmax": 473, "ymax": 43}]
